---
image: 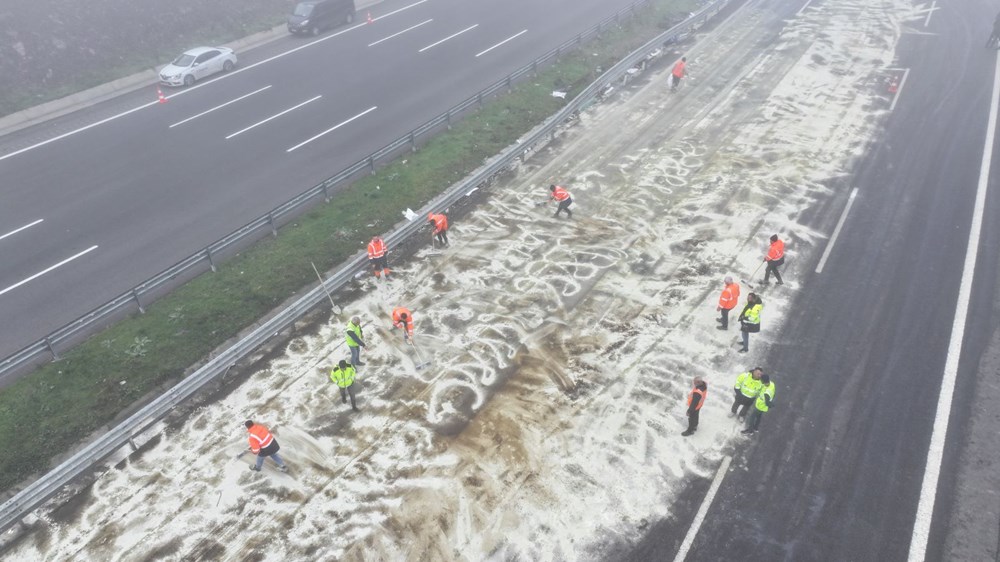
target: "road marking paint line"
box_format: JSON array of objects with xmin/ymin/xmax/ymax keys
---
[
  {"xmin": 368, "ymin": 19, "xmax": 433, "ymax": 47},
  {"xmin": 0, "ymin": 245, "xmax": 99, "ymax": 297},
  {"xmin": 890, "ymin": 68, "xmax": 910, "ymax": 112},
  {"xmin": 476, "ymin": 29, "xmax": 528, "ymax": 57},
  {"xmin": 815, "ymin": 187, "xmax": 858, "ymax": 273},
  {"xmin": 225, "ymin": 95, "xmax": 321, "ymax": 139},
  {"xmin": 796, "ymin": 0, "xmax": 814, "ymax": 16},
  {"xmin": 419, "ymin": 24, "xmax": 479, "ymax": 53},
  {"xmin": 170, "ymin": 85, "xmax": 272, "ymax": 128},
  {"xmin": 0, "ymin": 0, "xmax": 430, "ymax": 162},
  {"xmin": 906, "ymin": 50, "xmax": 1000, "ymax": 562},
  {"xmin": 924, "ymin": 1, "xmax": 936, "ymax": 27},
  {"xmin": 287, "ymin": 106, "xmax": 378, "ymax": 152},
  {"xmin": 673, "ymin": 455, "xmax": 732, "ymax": 562},
  {"xmin": 0, "ymin": 219, "xmax": 44, "ymax": 242}
]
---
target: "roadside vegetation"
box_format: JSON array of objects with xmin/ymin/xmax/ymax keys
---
[{"xmin": 0, "ymin": 0, "xmax": 697, "ymax": 493}]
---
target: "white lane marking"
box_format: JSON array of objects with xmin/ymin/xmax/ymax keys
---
[
  {"xmin": 368, "ymin": 19, "xmax": 433, "ymax": 47},
  {"xmin": 225, "ymin": 96, "xmax": 322, "ymax": 140},
  {"xmin": 286, "ymin": 106, "xmax": 378, "ymax": 152},
  {"xmin": 796, "ymin": 0, "xmax": 814, "ymax": 16},
  {"xmin": 924, "ymin": 1, "xmax": 936, "ymax": 27},
  {"xmin": 419, "ymin": 24, "xmax": 479, "ymax": 53},
  {"xmin": 0, "ymin": 245, "xmax": 98, "ymax": 297},
  {"xmin": 815, "ymin": 187, "xmax": 858, "ymax": 273},
  {"xmin": 673, "ymin": 455, "xmax": 733, "ymax": 562},
  {"xmin": 169, "ymin": 86, "xmax": 272, "ymax": 128},
  {"xmin": 476, "ymin": 29, "xmax": 528, "ymax": 58},
  {"xmin": 0, "ymin": 219, "xmax": 44, "ymax": 242},
  {"xmin": 906, "ymin": 50, "xmax": 1000, "ymax": 562},
  {"xmin": 0, "ymin": 0, "xmax": 430, "ymax": 162},
  {"xmin": 890, "ymin": 68, "xmax": 910, "ymax": 111}
]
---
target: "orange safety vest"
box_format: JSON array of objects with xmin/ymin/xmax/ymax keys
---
[
  {"xmin": 367, "ymin": 237, "xmax": 386, "ymax": 259},
  {"xmin": 687, "ymin": 386, "xmax": 707, "ymax": 410},
  {"xmin": 247, "ymin": 424, "xmax": 274, "ymax": 454},
  {"xmin": 429, "ymin": 213, "xmax": 448, "ymax": 234},
  {"xmin": 551, "ymin": 186, "xmax": 571, "ymax": 202},
  {"xmin": 672, "ymin": 60, "xmax": 686, "ymax": 78},
  {"xmin": 392, "ymin": 307, "xmax": 414, "ymax": 334},
  {"xmin": 767, "ymin": 239, "xmax": 785, "ymax": 261},
  {"xmin": 718, "ymin": 282, "xmax": 740, "ymax": 310}
]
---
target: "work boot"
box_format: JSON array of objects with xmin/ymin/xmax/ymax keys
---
[
  {"xmin": 741, "ymin": 428, "xmax": 754, "ymax": 435},
  {"xmin": 776, "ymin": 281, "xmax": 784, "ymax": 286},
  {"xmin": 352, "ymin": 406, "xmax": 360, "ymax": 412},
  {"xmin": 681, "ymin": 429, "xmax": 694, "ymax": 437},
  {"xmin": 279, "ymin": 465, "xmax": 288, "ymax": 473},
  {"xmin": 738, "ymin": 348, "xmax": 748, "ymax": 353},
  {"xmin": 716, "ymin": 326, "xmax": 727, "ymax": 330},
  {"xmin": 249, "ymin": 465, "xmax": 261, "ymax": 472}
]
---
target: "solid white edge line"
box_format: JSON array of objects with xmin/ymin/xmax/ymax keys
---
[
  {"xmin": 890, "ymin": 68, "xmax": 910, "ymax": 112},
  {"xmin": 476, "ymin": 29, "xmax": 528, "ymax": 58},
  {"xmin": 419, "ymin": 24, "xmax": 479, "ymax": 53},
  {"xmin": 287, "ymin": 106, "xmax": 378, "ymax": 152},
  {"xmin": 0, "ymin": 245, "xmax": 99, "ymax": 297},
  {"xmin": 0, "ymin": 0, "xmax": 431, "ymax": 162},
  {"xmin": 924, "ymin": 1, "xmax": 936, "ymax": 27},
  {"xmin": 225, "ymin": 95, "xmax": 321, "ymax": 139},
  {"xmin": 906, "ymin": 46, "xmax": 1000, "ymax": 562},
  {"xmin": 673, "ymin": 455, "xmax": 733, "ymax": 562},
  {"xmin": 368, "ymin": 19, "xmax": 433, "ymax": 47},
  {"xmin": 0, "ymin": 219, "xmax": 44, "ymax": 242},
  {"xmin": 815, "ymin": 188, "xmax": 858, "ymax": 273},
  {"xmin": 169, "ymin": 85, "xmax": 272, "ymax": 128},
  {"xmin": 796, "ymin": 0, "xmax": 814, "ymax": 16}
]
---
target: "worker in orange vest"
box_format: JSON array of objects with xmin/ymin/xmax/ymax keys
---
[
  {"xmin": 671, "ymin": 56, "xmax": 687, "ymax": 92},
  {"xmin": 716, "ymin": 276, "xmax": 740, "ymax": 330},
  {"xmin": 682, "ymin": 376, "xmax": 707, "ymax": 436},
  {"xmin": 549, "ymin": 184, "xmax": 573, "ymax": 218},
  {"xmin": 392, "ymin": 306, "xmax": 415, "ymax": 342},
  {"xmin": 428, "ymin": 212, "xmax": 449, "ymax": 247},
  {"xmin": 763, "ymin": 234, "xmax": 785, "ymax": 285},
  {"xmin": 244, "ymin": 420, "xmax": 288, "ymax": 472},
  {"xmin": 367, "ymin": 235, "xmax": 390, "ymax": 278}
]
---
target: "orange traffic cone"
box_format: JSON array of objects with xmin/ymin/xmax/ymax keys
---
[
  {"xmin": 888, "ymin": 76, "xmax": 898, "ymax": 94},
  {"xmin": 157, "ymin": 87, "xmax": 168, "ymax": 104},
  {"xmin": 367, "ymin": 11, "xmax": 373, "ymax": 24}
]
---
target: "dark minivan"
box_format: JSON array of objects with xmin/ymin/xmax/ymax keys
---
[{"xmin": 288, "ymin": 0, "xmax": 355, "ymax": 36}]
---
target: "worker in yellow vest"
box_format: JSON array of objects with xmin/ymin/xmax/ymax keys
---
[
  {"xmin": 742, "ymin": 375, "xmax": 775, "ymax": 435},
  {"xmin": 345, "ymin": 316, "xmax": 366, "ymax": 366},
  {"xmin": 731, "ymin": 367, "xmax": 763, "ymax": 421},
  {"xmin": 330, "ymin": 359, "xmax": 359, "ymax": 411}
]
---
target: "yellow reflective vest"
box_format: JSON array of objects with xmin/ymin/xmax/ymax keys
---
[
  {"xmin": 755, "ymin": 382, "xmax": 775, "ymax": 412},
  {"xmin": 330, "ymin": 365, "xmax": 356, "ymax": 388},
  {"xmin": 345, "ymin": 321, "xmax": 363, "ymax": 348},
  {"xmin": 734, "ymin": 372, "xmax": 762, "ymax": 399}
]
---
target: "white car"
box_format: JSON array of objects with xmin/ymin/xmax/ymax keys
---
[{"xmin": 159, "ymin": 47, "xmax": 237, "ymax": 87}]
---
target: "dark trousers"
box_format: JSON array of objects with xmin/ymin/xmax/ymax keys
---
[
  {"xmin": 731, "ymin": 392, "xmax": 754, "ymax": 417},
  {"xmin": 764, "ymin": 258, "xmax": 784, "ymax": 283},
  {"xmin": 349, "ymin": 345, "xmax": 362, "ymax": 366},
  {"xmin": 671, "ymin": 74, "xmax": 682, "ymax": 90},
  {"xmin": 740, "ymin": 329, "xmax": 750, "ymax": 351},
  {"xmin": 746, "ymin": 408, "xmax": 764, "ymax": 432},
  {"xmin": 339, "ymin": 383, "xmax": 357, "ymax": 409},
  {"xmin": 719, "ymin": 307, "xmax": 731, "ymax": 329},
  {"xmin": 556, "ymin": 198, "xmax": 573, "ymax": 217},
  {"xmin": 370, "ymin": 256, "xmax": 387, "ymax": 275},
  {"xmin": 435, "ymin": 231, "xmax": 449, "ymax": 246},
  {"xmin": 686, "ymin": 409, "xmax": 700, "ymax": 433}
]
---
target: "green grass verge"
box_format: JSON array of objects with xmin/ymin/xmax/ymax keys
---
[{"xmin": 0, "ymin": 0, "xmax": 698, "ymax": 492}]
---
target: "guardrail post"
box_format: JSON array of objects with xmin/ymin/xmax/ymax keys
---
[
  {"xmin": 205, "ymin": 248, "xmax": 217, "ymax": 272},
  {"xmin": 555, "ymin": 46, "xmax": 561, "ymax": 62},
  {"xmin": 532, "ymin": 60, "xmax": 538, "ymax": 77},
  {"xmin": 268, "ymin": 213, "xmax": 278, "ymax": 237},
  {"xmin": 45, "ymin": 337, "xmax": 59, "ymax": 361},
  {"xmin": 446, "ymin": 110, "xmax": 452, "ymax": 130},
  {"xmin": 131, "ymin": 289, "xmax": 146, "ymax": 314},
  {"xmin": 322, "ymin": 182, "xmax": 331, "ymax": 203},
  {"xmin": 409, "ymin": 131, "xmax": 417, "ymax": 152},
  {"xmin": 369, "ymin": 155, "xmax": 376, "ymax": 175},
  {"xmin": 477, "ymin": 92, "xmax": 484, "ymax": 108},
  {"xmin": 506, "ymin": 75, "xmax": 513, "ymax": 93},
  {"xmin": 577, "ymin": 33, "xmax": 583, "ymax": 46},
  {"xmin": 128, "ymin": 437, "xmax": 138, "ymax": 452}
]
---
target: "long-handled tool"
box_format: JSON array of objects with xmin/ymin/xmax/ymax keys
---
[
  {"xmin": 410, "ymin": 338, "xmax": 431, "ymax": 370},
  {"xmin": 741, "ymin": 260, "xmax": 765, "ymax": 289},
  {"xmin": 311, "ymin": 262, "xmax": 343, "ymax": 314}
]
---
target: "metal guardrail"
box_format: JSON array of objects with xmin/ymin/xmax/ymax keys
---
[{"xmin": 0, "ymin": 0, "xmax": 730, "ymax": 534}]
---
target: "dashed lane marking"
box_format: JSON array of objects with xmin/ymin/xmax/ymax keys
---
[
  {"xmin": 0, "ymin": 219, "xmax": 43, "ymax": 242},
  {"xmin": 673, "ymin": 455, "xmax": 733, "ymax": 562},
  {"xmin": 815, "ymin": 187, "xmax": 857, "ymax": 273},
  {"xmin": 0, "ymin": 245, "xmax": 98, "ymax": 297}
]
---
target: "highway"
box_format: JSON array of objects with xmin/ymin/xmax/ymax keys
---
[
  {"xmin": 0, "ymin": 0, "xmax": 640, "ymax": 359},
  {"xmin": 621, "ymin": 0, "xmax": 1000, "ymax": 559}
]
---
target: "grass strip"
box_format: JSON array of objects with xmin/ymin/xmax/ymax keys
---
[{"xmin": 1, "ymin": 0, "xmax": 697, "ymax": 493}]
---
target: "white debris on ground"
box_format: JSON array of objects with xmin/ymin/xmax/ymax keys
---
[{"xmin": 7, "ymin": 0, "xmax": 924, "ymax": 560}]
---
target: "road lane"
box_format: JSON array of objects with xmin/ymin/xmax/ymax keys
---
[{"xmin": 0, "ymin": 0, "xmax": 641, "ymax": 358}]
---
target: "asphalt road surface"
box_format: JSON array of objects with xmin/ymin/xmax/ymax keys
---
[
  {"xmin": 0, "ymin": 0, "xmax": 641, "ymax": 360},
  {"xmin": 626, "ymin": 0, "xmax": 1000, "ymax": 560}
]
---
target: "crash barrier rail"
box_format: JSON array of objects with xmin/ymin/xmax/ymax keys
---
[{"xmin": 0, "ymin": 0, "xmax": 729, "ymax": 533}]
